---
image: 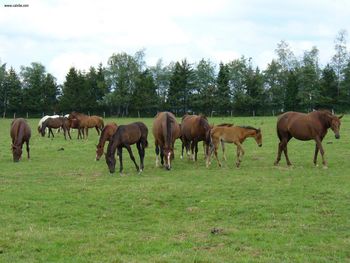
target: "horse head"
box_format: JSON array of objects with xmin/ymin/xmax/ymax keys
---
[
  {"xmin": 330, "ymin": 114, "xmax": 343, "ymax": 139},
  {"xmin": 12, "ymin": 144, "xmax": 22, "ymax": 162},
  {"xmin": 254, "ymin": 128, "xmax": 263, "ymax": 147},
  {"xmin": 95, "ymin": 144, "xmax": 104, "ymax": 161},
  {"xmin": 163, "ymin": 146, "xmax": 174, "ymax": 170}
]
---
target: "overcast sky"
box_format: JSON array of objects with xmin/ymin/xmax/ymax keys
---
[{"xmin": 1, "ymin": 0, "xmax": 350, "ymax": 84}]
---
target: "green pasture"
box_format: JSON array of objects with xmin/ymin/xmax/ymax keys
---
[{"xmin": 0, "ymin": 116, "xmax": 349, "ymax": 262}]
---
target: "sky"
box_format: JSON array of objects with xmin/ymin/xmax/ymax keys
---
[{"xmin": 1, "ymin": 0, "xmax": 350, "ymax": 84}]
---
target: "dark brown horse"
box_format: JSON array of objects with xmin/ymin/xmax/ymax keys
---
[
  {"xmin": 41, "ymin": 117, "xmax": 71, "ymax": 140},
  {"xmin": 274, "ymin": 110, "xmax": 343, "ymax": 168},
  {"xmin": 69, "ymin": 112, "xmax": 104, "ymax": 139},
  {"xmin": 180, "ymin": 114, "xmax": 212, "ymax": 161},
  {"xmin": 105, "ymin": 122, "xmax": 148, "ymax": 174},
  {"xmin": 95, "ymin": 122, "xmax": 118, "ymax": 161},
  {"xmin": 10, "ymin": 118, "xmax": 31, "ymax": 162},
  {"xmin": 152, "ymin": 112, "xmax": 181, "ymax": 170},
  {"xmin": 67, "ymin": 118, "xmax": 83, "ymax": 139}
]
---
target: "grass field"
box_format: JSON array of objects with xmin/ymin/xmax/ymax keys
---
[{"xmin": 1, "ymin": 116, "xmax": 350, "ymax": 262}]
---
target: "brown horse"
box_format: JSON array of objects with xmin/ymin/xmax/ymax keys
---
[
  {"xmin": 274, "ymin": 110, "xmax": 343, "ymax": 168},
  {"xmin": 10, "ymin": 118, "xmax": 31, "ymax": 162},
  {"xmin": 180, "ymin": 114, "xmax": 212, "ymax": 161},
  {"xmin": 41, "ymin": 117, "xmax": 71, "ymax": 140},
  {"xmin": 105, "ymin": 122, "xmax": 148, "ymax": 174},
  {"xmin": 67, "ymin": 118, "xmax": 83, "ymax": 139},
  {"xmin": 208, "ymin": 125, "xmax": 262, "ymax": 168},
  {"xmin": 69, "ymin": 112, "xmax": 104, "ymax": 139},
  {"xmin": 95, "ymin": 122, "xmax": 118, "ymax": 161},
  {"xmin": 152, "ymin": 112, "xmax": 181, "ymax": 170}
]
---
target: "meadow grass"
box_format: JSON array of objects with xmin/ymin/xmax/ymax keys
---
[{"xmin": 0, "ymin": 116, "xmax": 349, "ymax": 262}]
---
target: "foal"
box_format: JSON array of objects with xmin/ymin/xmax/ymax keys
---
[
  {"xmin": 95, "ymin": 123, "xmax": 118, "ymax": 161},
  {"xmin": 207, "ymin": 125, "xmax": 262, "ymax": 168}
]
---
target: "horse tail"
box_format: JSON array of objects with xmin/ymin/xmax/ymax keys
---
[{"xmin": 165, "ymin": 112, "xmax": 173, "ymax": 149}]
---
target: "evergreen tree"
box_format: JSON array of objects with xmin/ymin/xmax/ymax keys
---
[
  {"xmin": 131, "ymin": 69, "xmax": 159, "ymax": 116},
  {"xmin": 168, "ymin": 59, "xmax": 194, "ymax": 115},
  {"xmin": 264, "ymin": 60, "xmax": 284, "ymax": 114},
  {"xmin": 317, "ymin": 64, "xmax": 338, "ymax": 110},
  {"xmin": 5, "ymin": 68, "xmax": 22, "ymax": 115},
  {"xmin": 284, "ymin": 70, "xmax": 300, "ymax": 111},
  {"xmin": 216, "ymin": 62, "xmax": 231, "ymax": 115}
]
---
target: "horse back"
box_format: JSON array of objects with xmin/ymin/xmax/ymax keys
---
[{"xmin": 11, "ymin": 118, "xmax": 31, "ymax": 144}]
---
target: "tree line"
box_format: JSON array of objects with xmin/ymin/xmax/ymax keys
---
[{"xmin": 1, "ymin": 30, "xmax": 350, "ymax": 118}]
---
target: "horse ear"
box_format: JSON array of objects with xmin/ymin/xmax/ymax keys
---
[{"xmin": 338, "ymin": 114, "xmax": 344, "ymax": 119}]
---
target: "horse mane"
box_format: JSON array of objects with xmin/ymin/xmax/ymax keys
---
[
  {"xmin": 239, "ymin": 125, "xmax": 260, "ymax": 132},
  {"xmin": 217, "ymin": 123, "xmax": 234, "ymax": 127}
]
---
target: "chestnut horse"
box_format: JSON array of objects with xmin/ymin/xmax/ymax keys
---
[
  {"xmin": 41, "ymin": 117, "xmax": 71, "ymax": 140},
  {"xmin": 208, "ymin": 125, "xmax": 262, "ymax": 168},
  {"xmin": 180, "ymin": 114, "xmax": 211, "ymax": 161},
  {"xmin": 95, "ymin": 122, "xmax": 118, "ymax": 161},
  {"xmin": 153, "ymin": 112, "xmax": 181, "ymax": 170},
  {"xmin": 10, "ymin": 118, "xmax": 31, "ymax": 162},
  {"xmin": 69, "ymin": 112, "xmax": 104, "ymax": 139},
  {"xmin": 105, "ymin": 122, "xmax": 148, "ymax": 174},
  {"xmin": 274, "ymin": 110, "xmax": 343, "ymax": 168}
]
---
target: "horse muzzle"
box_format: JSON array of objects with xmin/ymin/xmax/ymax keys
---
[
  {"xmin": 109, "ymin": 168, "xmax": 115, "ymax": 174},
  {"xmin": 259, "ymin": 144, "xmax": 262, "ymax": 147},
  {"xmin": 335, "ymin": 134, "xmax": 340, "ymax": 139}
]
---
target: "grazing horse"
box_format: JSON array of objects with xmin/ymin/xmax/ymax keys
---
[
  {"xmin": 152, "ymin": 112, "xmax": 181, "ymax": 170},
  {"xmin": 10, "ymin": 118, "xmax": 31, "ymax": 162},
  {"xmin": 105, "ymin": 122, "xmax": 148, "ymax": 174},
  {"xmin": 96, "ymin": 122, "xmax": 118, "ymax": 161},
  {"xmin": 180, "ymin": 114, "xmax": 211, "ymax": 161},
  {"xmin": 69, "ymin": 112, "xmax": 104, "ymax": 139},
  {"xmin": 208, "ymin": 125, "xmax": 262, "ymax": 168},
  {"xmin": 274, "ymin": 110, "xmax": 343, "ymax": 168},
  {"xmin": 37, "ymin": 114, "xmax": 59, "ymax": 134},
  {"xmin": 41, "ymin": 117, "xmax": 71, "ymax": 140}
]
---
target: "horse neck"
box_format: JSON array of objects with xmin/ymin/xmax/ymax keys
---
[
  {"xmin": 97, "ymin": 128, "xmax": 109, "ymax": 148},
  {"xmin": 317, "ymin": 112, "xmax": 332, "ymax": 130},
  {"xmin": 240, "ymin": 127, "xmax": 257, "ymax": 141},
  {"xmin": 14, "ymin": 122, "xmax": 24, "ymax": 146}
]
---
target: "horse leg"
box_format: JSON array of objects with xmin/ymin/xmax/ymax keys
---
[
  {"xmin": 125, "ymin": 144, "xmax": 139, "ymax": 172},
  {"xmin": 313, "ymin": 144, "xmax": 319, "ymax": 166},
  {"xmin": 63, "ymin": 126, "xmax": 67, "ymax": 140},
  {"xmin": 212, "ymin": 139, "xmax": 221, "ymax": 167},
  {"xmin": 155, "ymin": 143, "xmax": 160, "ymax": 167},
  {"xmin": 117, "ymin": 147, "xmax": 123, "ymax": 175},
  {"xmin": 315, "ymin": 138, "xmax": 327, "ymax": 168},
  {"xmin": 274, "ymin": 140, "xmax": 283, "ymax": 165},
  {"xmin": 160, "ymin": 146, "xmax": 165, "ymax": 166},
  {"xmin": 137, "ymin": 142, "xmax": 145, "ymax": 172},
  {"xmin": 190, "ymin": 140, "xmax": 196, "ymax": 161},
  {"xmin": 26, "ymin": 140, "xmax": 30, "ymax": 159},
  {"xmin": 67, "ymin": 127, "xmax": 72, "ymax": 140},
  {"xmin": 221, "ymin": 140, "xmax": 227, "ymax": 161},
  {"xmin": 95, "ymin": 126, "xmax": 100, "ymax": 135},
  {"xmin": 85, "ymin": 128, "xmax": 89, "ymax": 139},
  {"xmin": 282, "ymin": 139, "xmax": 292, "ymax": 166},
  {"xmin": 235, "ymin": 142, "xmax": 244, "ymax": 167},
  {"xmin": 194, "ymin": 141, "xmax": 199, "ymax": 161},
  {"xmin": 49, "ymin": 128, "xmax": 54, "ymax": 138}
]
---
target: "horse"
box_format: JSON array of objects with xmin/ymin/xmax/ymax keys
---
[
  {"xmin": 180, "ymin": 114, "xmax": 212, "ymax": 161},
  {"xmin": 10, "ymin": 118, "xmax": 31, "ymax": 162},
  {"xmin": 105, "ymin": 122, "xmax": 148, "ymax": 174},
  {"xmin": 37, "ymin": 114, "xmax": 59, "ymax": 134},
  {"xmin": 207, "ymin": 125, "xmax": 262, "ymax": 168},
  {"xmin": 69, "ymin": 112, "xmax": 104, "ymax": 139},
  {"xmin": 274, "ymin": 110, "xmax": 343, "ymax": 168},
  {"xmin": 95, "ymin": 122, "xmax": 118, "ymax": 161},
  {"xmin": 67, "ymin": 118, "xmax": 84, "ymax": 139},
  {"xmin": 40, "ymin": 117, "xmax": 71, "ymax": 140},
  {"xmin": 152, "ymin": 112, "xmax": 181, "ymax": 170}
]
